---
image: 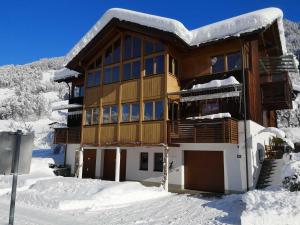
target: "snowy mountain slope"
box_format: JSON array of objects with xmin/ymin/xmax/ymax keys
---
[{"xmin": 0, "ymin": 57, "xmax": 68, "ymax": 148}]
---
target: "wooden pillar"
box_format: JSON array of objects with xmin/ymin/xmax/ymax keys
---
[
  {"xmin": 115, "ymin": 147, "xmax": 121, "ymax": 182},
  {"xmin": 162, "ymin": 145, "xmax": 169, "ymax": 191},
  {"xmin": 139, "ymin": 37, "xmax": 145, "ymax": 144},
  {"xmin": 77, "ymin": 147, "xmax": 84, "ymax": 179},
  {"xmin": 163, "ymin": 52, "xmax": 169, "ymax": 144}
]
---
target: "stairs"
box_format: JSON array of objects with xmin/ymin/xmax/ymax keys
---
[{"xmin": 256, "ymin": 159, "xmax": 277, "ymax": 189}]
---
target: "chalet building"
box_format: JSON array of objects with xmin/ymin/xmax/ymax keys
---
[{"xmin": 53, "ymin": 7, "xmax": 298, "ymax": 193}]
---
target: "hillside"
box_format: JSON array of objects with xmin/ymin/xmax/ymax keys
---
[{"xmin": 0, "ymin": 57, "xmax": 68, "ymax": 148}]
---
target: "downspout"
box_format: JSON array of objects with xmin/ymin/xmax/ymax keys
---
[{"xmin": 241, "ymin": 40, "xmax": 250, "ymax": 191}]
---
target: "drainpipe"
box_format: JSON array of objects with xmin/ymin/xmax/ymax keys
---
[
  {"xmin": 78, "ymin": 147, "xmax": 84, "ymax": 179},
  {"xmin": 115, "ymin": 147, "xmax": 121, "ymax": 182},
  {"xmin": 241, "ymin": 40, "xmax": 250, "ymax": 191}
]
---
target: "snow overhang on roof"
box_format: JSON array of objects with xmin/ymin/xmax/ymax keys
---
[
  {"xmin": 54, "ymin": 68, "xmax": 80, "ymax": 82},
  {"xmin": 65, "ymin": 7, "xmax": 287, "ymax": 66}
]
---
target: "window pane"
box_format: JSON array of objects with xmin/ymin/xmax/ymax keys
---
[
  {"xmin": 211, "ymin": 55, "xmax": 224, "ymax": 73},
  {"xmin": 104, "ymin": 46, "xmax": 113, "ymax": 65},
  {"xmin": 95, "ymin": 56, "xmax": 102, "ymax": 68},
  {"xmin": 87, "ymin": 73, "xmax": 94, "ymax": 87},
  {"xmin": 123, "ymin": 63, "xmax": 131, "ymax": 81},
  {"xmin": 227, "ymin": 52, "xmax": 241, "ymax": 71},
  {"xmin": 154, "ymin": 153, "xmax": 163, "ymax": 172},
  {"xmin": 95, "ymin": 71, "xmax": 101, "ymax": 85},
  {"xmin": 155, "ymin": 41, "xmax": 164, "ymax": 52},
  {"xmin": 111, "ymin": 105, "xmax": 118, "ymax": 123},
  {"xmin": 112, "ymin": 66, "xmax": 119, "ymax": 82},
  {"xmin": 132, "ymin": 61, "xmax": 141, "ymax": 79},
  {"xmin": 155, "ymin": 55, "xmax": 164, "ymax": 74},
  {"xmin": 132, "ymin": 37, "xmax": 141, "ymax": 58},
  {"xmin": 104, "ymin": 68, "xmax": 111, "ymax": 84},
  {"xmin": 103, "ymin": 106, "xmax": 110, "ymax": 124},
  {"xmin": 140, "ymin": 152, "xmax": 148, "ymax": 171},
  {"xmin": 202, "ymin": 102, "xmax": 219, "ymax": 115},
  {"xmin": 131, "ymin": 103, "xmax": 140, "ymax": 121},
  {"xmin": 124, "ymin": 35, "xmax": 132, "ymax": 60},
  {"xmin": 85, "ymin": 109, "xmax": 92, "ymax": 125},
  {"xmin": 144, "ymin": 40, "xmax": 154, "ymax": 55},
  {"xmin": 122, "ymin": 104, "xmax": 130, "ymax": 122},
  {"xmin": 113, "ymin": 39, "xmax": 121, "ymax": 63},
  {"xmin": 144, "ymin": 102, "xmax": 153, "ymax": 121},
  {"xmin": 155, "ymin": 100, "xmax": 163, "ymax": 120},
  {"xmin": 74, "ymin": 86, "xmax": 80, "ymax": 97},
  {"xmin": 92, "ymin": 108, "xmax": 99, "ymax": 125},
  {"xmin": 145, "ymin": 58, "xmax": 154, "ymax": 76}
]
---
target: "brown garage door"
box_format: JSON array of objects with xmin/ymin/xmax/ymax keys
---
[
  {"xmin": 82, "ymin": 149, "xmax": 97, "ymax": 179},
  {"xmin": 184, "ymin": 151, "xmax": 224, "ymax": 193},
  {"xmin": 103, "ymin": 149, "xmax": 127, "ymax": 181}
]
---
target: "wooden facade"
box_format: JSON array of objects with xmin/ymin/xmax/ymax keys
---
[{"xmin": 54, "ymin": 18, "xmax": 292, "ymax": 147}]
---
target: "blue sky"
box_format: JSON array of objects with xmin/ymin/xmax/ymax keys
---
[{"xmin": 1, "ymin": 0, "xmax": 299, "ymax": 66}]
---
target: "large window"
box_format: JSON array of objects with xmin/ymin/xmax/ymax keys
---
[
  {"xmin": 85, "ymin": 108, "xmax": 99, "ymax": 125},
  {"xmin": 87, "ymin": 71, "xmax": 101, "ymax": 87},
  {"xmin": 122, "ymin": 103, "xmax": 140, "ymax": 122},
  {"xmin": 140, "ymin": 152, "xmax": 148, "ymax": 171},
  {"xmin": 154, "ymin": 153, "xmax": 163, "ymax": 172},
  {"xmin": 124, "ymin": 35, "xmax": 141, "ymax": 60},
  {"xmin": 211, "ymin": 55, "xmax": 225, "ymax": 74},
  {"xmin": 104, "ymin": 38, "xmax": 121, "ymax": 65},
  {"xmin": 144, "ymin": 40, "xmax": 164, "ymax": 55},
  {"xmin": 102, "ymin": 105, "xmax": 118, "ymax": 124},
  {"xmin": 202, "ymin": 101, "xmax": 219, "ymax": 115},
  {"xmin": 104, "ymin": 66, "xmax": 119, "ymax": 84},
  {"xmin": 123, "ymin": 60, "xmax": 141, "ymax": 80},
  {"xmin": 73, "ymin": 85, "xmax": 84, "ymax": 97},
  {"xmin": 227, "ymin": 52, "xmax": 241, "ymax": 71},
  {"xmin": 144, "ymin": 100, "xmax": 163, "ymax": 121},
  {"xmin": 145, "ymin": 55, "xmax": 164, "ymax": 76}
]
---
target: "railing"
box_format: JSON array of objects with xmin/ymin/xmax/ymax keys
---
[
  {"xmin": 167, "ymin": 118, "xmax": 238, "ymax": 144},
  {"xmin": 54, "ymin": 127, "xmax": 81, "ymax": 144}
]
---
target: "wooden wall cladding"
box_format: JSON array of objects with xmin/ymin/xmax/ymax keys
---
[
  {"xmin": 142, "ymin": 121, "xmax": 164, "ymax": 144},
  {"xmin": 143, "ymin": 75, "xmax": 163, "ymax": 100},
  {"xmin": 100, "ymin": 124, "xmax": 118, "ymax": 144},
  {"xmin": 119, "ymin": 123, "xmax": 139, "ymax": 143},
  {"xmin": 102, "ymin": 83, "xmax": 119, "ymax": 105},
  {"xmin": 84, "ymin": 87, "xmax": 100, "ymax": 107},
  {"xmin": 167, "ymin": 75, "xmax": 180, "ymax": 93},
  {"xmin": 82, "ymin": 126, "xmax": 99, "ymax": 145},
  {"xmin": 121, "ymin": 80, "xmax": 139, "ymax": 102}
]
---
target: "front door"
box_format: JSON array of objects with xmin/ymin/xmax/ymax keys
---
[
  {"xmin": 103, "ymin": 149, "xmax": 127, "ymax": 181},
  {"xmin": 82, "ymin": 149, "xmax": 97, "ymax": 179}
]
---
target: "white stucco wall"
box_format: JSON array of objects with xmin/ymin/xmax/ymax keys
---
[{"xmin": 65, "ymin": 144, "xmax": 80, "ymax": 175}]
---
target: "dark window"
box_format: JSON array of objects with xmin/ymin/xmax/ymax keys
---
[
  {"xmin": 87, "ymin": 73, "xmax": 94, "ymax": 87},
  {"xmin": 124, "ymin": 35, "xmax": 132, "ymax": 60},
  {"xmin": 103, "ymin": 106, "xmax": 110, "ymax": 124},
  {"xmin": 227, "ymin": 52, "xmax": 241, "ymax": 71},
  {"xmin": 140, "ymin": 152, "xmax": 148, "ymax": 171},
  {"xmin": 104, "ymin": 68, "xmax": 111, "ymax": 84},
  {"xmin": 85, "ymin": 109, "xmax": 92, "ymax": 125},
  {"xmin": 132, "ymin": 37, "xmax": 141, "ymax": 58},
  {"xmin": 123, "ymin": 63, "xmax": 131, "ymax": 81},
  {"xmin": 122, "ymin": 104, "xmax": 130, "ymax": 122},
  {"xmin": 155, "ymin": 55, "xmax": 164, "ymax": 74},
  {"xmin": 144, "ymin": 40, "xmax": 154, "ymax": 55},
  {"xmin": 111, "ymin": 105, "xmax": 118, "ymax": 123},
  {"xmin": 95, "ymin": 71, "xmax": 101, "ymax": 85},
  {"xmin": 155, "ymin": 42, "xmax": 164, "ymax": 52},
  {"xmin": 144, "ymin": 102, "xmax": 153, "ymax": 120},
  {"xmin": 202, "ymin": 101, "xmax": 219, "ymax": 115},
  {"xmin": 132, "ymin": 61, "xmax": 140, "ymax": 79},
  {"xmin": 88, "ymin": 63, "xmax": 95, "ymax": 70},
  {"xmin": 113, "ymin": 39, "xmax": 121, "ymax": 63},
  {"xmin": 155, "ymin": 100, "xmax": 163, "ymax": 120},
  {"xmin": 145, "ymin": 58, "xmax": 154, "ymax": 76},
  {"xmin": 95, "ymin": 56, "xmax": 102, "ymax": 68},
  {"xmin": 112, "ymin": 66, "xmax": 119, "ymax": 82},
  {"xmin": 131, "ymin": 103, "xmax": 140, "ymax": 121},
  {"xmin": 154, "ymin": 153, "xmax": 163, "ymax": 172},
  {"xmin": 104, "ymin": 46, "xmax": 113, "ymax": 65},
  {"xmin": 92, "ymin": 108, "xmax": 99, "ymax": 125},
  {"xmin": 211, "ymin": 55, "xmax": 225, "ymax": 73},
  {"xmin": 73, "ymin": 85, "xmax": 84, "ymax": 97}
]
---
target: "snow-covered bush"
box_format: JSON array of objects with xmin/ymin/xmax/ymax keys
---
[{"xmin": 282, "ymin": 153, "xmax": 300, "ymax": 192}]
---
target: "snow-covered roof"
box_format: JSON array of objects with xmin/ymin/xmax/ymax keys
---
[
  {"xmin": 65, "ymin": 7, "xmax": 286, "ymax": 65},
  {"xmin": 186, "ymin": 113, "xmax": 231, "ymax": 120},
  {"xmin": 52, "ymin": 103, "xmax": 82, "ymax": 111},
  {"xmin": 53, "ymin": 68, "xmax": 80, "ymax": 81},
  {"xmin": 190, "ymin": 76, "xmax": 240, "ymax": 91}
]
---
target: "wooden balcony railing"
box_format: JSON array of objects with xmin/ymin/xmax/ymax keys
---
[
  {"xmin": 167, "ymin": 118, "xmax": 238, "ymax": 144},
  {"xmin": 53, "ymin": 127, "xmax": 81, "ymax": 144}
]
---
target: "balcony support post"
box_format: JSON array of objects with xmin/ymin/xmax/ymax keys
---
[
  {"xmin": 115, "ymin": 147, "xmax": 121, "ymax": 182},
  {"xmin": 161, "ymin": 144, "xmax": 169, "ymax": 192}
]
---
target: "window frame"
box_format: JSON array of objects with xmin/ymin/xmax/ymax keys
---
[
  {"xmin": 121, "ymin": 102, "xmax": 140, "ymax": 122},
  {"xmin": 86, "ymin": 70, "xmax": 101, "ymax": 88},
  {"xmin": 102, "ymin": 105, "xmax": 119, "ymax": 124},
  {"xmin": 154, "ymin": 153, "xmax": 163, "ymax": 172},
  {"xmin": 143, "ymin": 100, "xmax": 164, "ymax": 121},
  {"xmin": 144, "ymin": 54, "xmax": 165, "ymax": 76},
  {"xmin": 85, "ymin": 107, "xmax": 99, "ymax": 126},
  {"xmin": 227, "ymin": 51, "xmax": 242, "ymax": 71},
  {"xmin": 211, "ymin": 55, "xmax": 225, "ymax": 74},
  {"xmin": 139, "ymin": 152, "xmax": 148, "ymax": 171}
]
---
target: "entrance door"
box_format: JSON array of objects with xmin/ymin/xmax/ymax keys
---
[
  {"xmin": 82, "ymin": 149, "xmax": 97, "ymax": 178},
  {"xmin": 103, "ymin": 149, "xmax": 127, "ymax": 181},
  {"xmin": 184, "ymin": 151, "xmax": 224, "ymax": 193}
]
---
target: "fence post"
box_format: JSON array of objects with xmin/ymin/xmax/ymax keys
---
[{"xmin": 9, "ymin": 130, "xmax": 22, "ymax": 225}]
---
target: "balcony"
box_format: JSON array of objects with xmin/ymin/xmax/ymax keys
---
[
  {"xmin": 167, "ymin": 118, "xmax": 238, "ymax": 144},
  {"xmin": 53, "ymin": 127, "xmax": 81, "ymax": 144},
  {"xmin": 261, "ymin": 74, "xmax": 292, "ymax": 110}
]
